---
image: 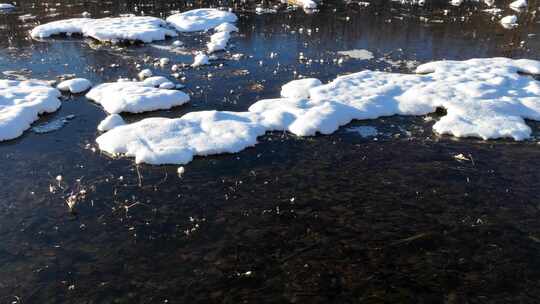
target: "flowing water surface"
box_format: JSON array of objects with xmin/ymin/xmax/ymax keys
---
[{"xmin": 1, "ymin": 0, "xmax": 540, "ymax": 302}]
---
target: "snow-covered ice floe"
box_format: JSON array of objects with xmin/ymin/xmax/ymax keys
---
[
  {"xmin": 31, "ymin": 16, "xmax": 177, "ymax": 43},
  {"xmin": 509, "ymin": 0, "xmax": 527, "ymax": 10},
  {"xmin": 500, "ymin": 15, "xmax": 518, "ymax": 29},
  {"xmin": 96, "ymin": 58, "xmax": 540, "ymax": 165},
  {"xmin": 57, "ymin": 78, "xmax": 92, "ymax": 93},
  {"xmin": 97, "ymin": 114, "xmax": 126, "ymax": 131},
  {"xmin": 338, "ymin": 49, "xmax": 375, "ymax": 60},
  {"xmin": 192, "ymin": 52, "xmax": 210, "ymax": 67},
  {"xmin": 86, "ymin": 81, "xmax": 189, "ymax": 114},
  {"xmin": 296, "ymin": 0, "xmax": 318, "ymax": 9},
  {"xmin": 166, "ymin": 8, "xmax": 238, "ymax": 32},
  {"xmin": 207, "ymin": 22, "xmax": 238, "ymax": 53},
  {"xmin": 0, "ymin": 80, "xmax": 62, "ymax": 141},
  {"xmin": 346, "ymin": 126, "xmax": 379, "ymax": 138},
  {"xmin": 0, "ymin": 3, "xmax": 15, "ymax": 10},
  {"xmin": 281, "ymin": 78, "xmax": 322, "ymax": 99}
]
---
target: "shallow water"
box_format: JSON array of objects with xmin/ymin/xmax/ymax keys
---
[{"xmin": 1, "ymin": 0, "xmax": 540, "ymax": 303}]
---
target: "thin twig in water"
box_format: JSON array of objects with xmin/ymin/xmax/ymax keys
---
[
  {"xmin": 388, "ymin": 232, "xmax": 432, "ymax": 247},
  {"xmin": 280, "ymin": 243, "xmax": 320, "ymax": 263},
  {"xmin": 135, "ymin": 164, "xmax": 143, "ymax": 187},
  {"xmin": 469, "ymin": 153, "xmax": 475, "ymax": 166}
]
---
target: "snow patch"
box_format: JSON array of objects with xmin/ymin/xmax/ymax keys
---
[
  {"xmin": 207, "ymin": 22, "xmax": 238, "ymax": 53},
  {"xmin": 97, "ymin": 114, "xmax": 126, "ymax": 131},
  {"xmin": 166, "ymin": 9, "xmax": 238, "ymax": 32},
  {"xmin": 31, "ymin": 16, "xmax": 177, "ymax": 43},
  {"xmin": 281, "ymin": 78, "xmax": 322, "ymax": 99},
  {"xmin": 509, "ymin": 0, "xmax": 527, "ymax": 10},
  {"xmin": 96, "ymin": 58, "xmax": 540, "ymax": 165},
  {"xmin": 141, "ymin": 76, "xmax": 169, "ymax": 87},
  {"xmin": 207, "ymin": 31, "xmax": 231, "ymax": 53},
  {"xmin": 138, "ymin": 69, "xmax": 153, "ymax": 79},
  {"xmin": 57, "ymin": 78, "xmax": 92, "ymax": 93},
  {"xmin": 297, "ymin": 0, "xmax": 318, "ymax": 9},
  {"xmin": 500, "ymin": 15, "xmax": 518, "ymax": 29},
  {"xmin": 0, "ymin": 3, "xmax": 14, "ymax": 10},
  {"xmin": 215, "ymin": 22, "xmax": 238, "ymax": 33},
  {"xmin": 192, "ymin": 52, "xmax": 210, "ymax": 67},
  {"xmin": 86, "ymin": 81, "xmax": 190, "ymax": 114},
  {"xmin": 338, "ymin": 49, "xmax": 374, "ymax": 60},
  {"xmin": 0, "ymin": 80, "xmax": 62, "ymax": 141}
]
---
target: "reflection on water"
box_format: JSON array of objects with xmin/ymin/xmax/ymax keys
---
[{"xmin": 1, "ymin": 0, "xmax": 540, "ymax": 302}]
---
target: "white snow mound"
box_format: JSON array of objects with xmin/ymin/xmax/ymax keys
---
[
  {"xmin": 192, "ymin": 53, "xmax": 210, "ymax": 67},
  {"xmin": 0, "ymin": 80, "xmax": 62, "ymax": 141},
  {"xmin": 57, "ymin": 78, "xmax": 92, "ymax": 93},
  {"xmin": 207, "ymin": 31, "xmax": 231, "ymax": 53},
  {"xmin": 98, "ymin": 114, "xmax": 126, "ymax": 131},
  {"xmin": 31, "ymin": 16, "xmax": 177, "ymax": 43},
  {"xmin": 500, "ymin": 15, "xmax": 518, "ymax": 28},
  {"xmin": 142, "ymin": 76, "xmax": 170, "ymax": 87},
  {"xmin": 0, "ymin": 3, "xmax": 15, "ymax": 9},
  {"xmin": 293, "ymin": 0, "xmax": 318, "ymax": 9},
  {"xmin": 96, "ymin": 58, "xmax": 540, "ymax": 165},
  {"xmin": 215, "ymin": 22, "xmax": 239, "ymax": 33},
  {"xmin": 281, "ymin": 78, "xmax": 323, "ymax": 99},
  {"xmin": 207, "ymin": 22, "xmax": 238, "ymax": 53},
  {"xmin": 166, "ymin": 9, "xmax": 238, "ymax": 32},
  {"xmin": 509, "ymin": 0, "xmax": 527, "ymax": 9},
  {"xmin": 86, "ymin": 81, "xmax": 189, "ymax": 114}
]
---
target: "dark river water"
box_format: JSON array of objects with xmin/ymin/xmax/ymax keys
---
[{"xmin": 1, "ymin": 0, "xmax": 540, "ymax": 303}]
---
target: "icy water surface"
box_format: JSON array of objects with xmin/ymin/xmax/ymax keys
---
[{"xmin": 2, "ymin": 0, "xmax": 540, "ymax": 302}]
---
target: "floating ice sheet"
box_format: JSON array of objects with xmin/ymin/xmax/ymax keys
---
[
  {"xmin": 338, "ymin": 49, "xmax": 374, "ymax": 60},
  {"xmin": 346, "ymin": 126, "xmax": 379, "ymax": 137},
  {"xmin": 31, "ymin": 16, "xmax": 177, "ymax": 43},
  {"xmin": 96, "ymin": 58, "xmax": 540, "ymax": 165},
  {"xmin": 32, "ymin": 115, "xmax": 75, "ymax": 134},
  {"xmin": 0, "ymin": 80, "xmax": 62, "ymax": 141}
]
